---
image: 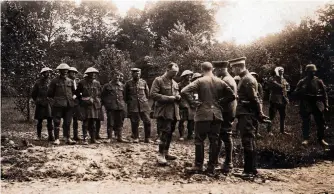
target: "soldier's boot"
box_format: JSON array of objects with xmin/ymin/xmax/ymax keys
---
[
  {"xmin": 131, "ymin": 122, "xmax": 139, "ymax": 143},
  {"xmin": 187, "ymin": 120, "xmax": 195, "ymax": 140},
  {"xmin": 267, "ymin": 123, "xmax": 274, "ymax": 136},
  {"xmin": 66, "ymin": 138, "xmax": 77, "ymax": 145},
  {"xmin": 47, "ymin": 130, "xmax": 55, "ymax": 142},
  {"xmin": 53, "ymin": 127, "xmax": 60, "ymax": 145},
  {"xmin": 95, "ymin": 125, "xmax": 102, "ymax": 140},
  {"xmin": 143, "ymin": 122, "xmax": 152, "ymax": 143},
  {"xmin": 73, "ymin": 118, "xmax": 80, "ymax": 141},
  {"xmin": 89, "ymin": 127, "xmax": 100, "ymax": 144},
  {"xmin": 178, "ymin": 120, "xmax": 185, "ymax": 141},
  {"xmin": 117, "ymin": 128, "xmax": 129, "ymax": 143},
  {"xmin": 82, "ymin": 137, "xmax": 89, "ymax": 145},
  {"xmin": 280, "ymin": 122, "xmax": 289, "ymax": 135},
  {"xmin": 156, "ymin": 152, "xmax": 167, "ymax": 165},
  {"xmin": 186, "ymin": 144, "xmax": 204, "ymax": 174},
  {"xmin": 165, "ymin": 150, "xmax": 177, "ymax": 160},
  {"xmin": 207, "ymin": 141, "xmax": 219, "ymax": 175},
  {"xmin": 222, "ymin": 135, "xmax": 233, "ymax": 174},
  {"xmin": 37, "ymin": 122, "xmax": 43, "ymax": 140},
  {"xmin": 105, "ymin": 128, "xmax": 112, "ymax": 143}
]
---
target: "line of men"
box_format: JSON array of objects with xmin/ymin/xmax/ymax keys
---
[{"xmin": 32, "ymin": 57, "xmax": 329, "ymax": 177}]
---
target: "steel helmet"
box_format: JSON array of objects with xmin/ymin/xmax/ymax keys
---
[
  {"xmin": 84, "ymin": 67, "xmax": 99, "ymax": 74},
  {"xmin": 192, "ymin": 73, "xmax": 202, "ymax": 80},
  {"xmin": 56, "ymin": 63, "xmax": 70, "ymax": 70},
  {"xmin": 250, "ymin": 72, "xmax": 258, "ymax": 78},
  {"xmin": 305, "ymin": 64, "xmax": 317, "ymax": 72},
  {"xmin": 83, "ymin": 74, "xmax": 88, "ymax": 78},
  {"xmin": 181, "ymin": 70, "xmax": 193, "ymax": 77},
  {"xmin": 40, "ymin": 67, "xmax": 52, "ymax": 74},
  {"xmin": 69, "ymin": 67, "xmax": 78, "ymax": 73}
]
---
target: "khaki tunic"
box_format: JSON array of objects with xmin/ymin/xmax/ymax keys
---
[
  {"xmin": 221, "ymin": 73, "xmax": 237, "ymax": 117},
  {"xmin": 268, "ymin": 76, "xmax": 289, "ymax": 104},
  {"xmin": 102, "ymin": 81, "xmax": 126, "ymax": 111},
  {"xmin": 178, "ymin": 80, "xmax": 195, "ymax": 120},
  {"xmin": 47, "ymin": 76, "xmax": 75, "ymax": 108},
  {"xmin": 150, "ymin": 74, "xmax": 180, "ymax": 120},
  {"xmin": 75, "ymin": 79, "xmax": 102, "ymax": 119},
  {"xmin": 125, "ymin": 79, "xmax": 150, "ymax": 113},
  {"xmin": 181, "ymin": 75, "xmax": 235, "ymax": 122},
  {"xmin": 32, "ymin": 78, "xmax": 52, "ymax": 119}
]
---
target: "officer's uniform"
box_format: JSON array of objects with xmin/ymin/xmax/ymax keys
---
[
  {"xmin": 31, "ymin": 67, "xmax": 54, "ymax": 141},
  {"xmin": 182, "ymin": 62, "xmax": 235, "ymax": 173},
  {"xmin": 267, "ymin": 67, "xmax": 290, "ymax": 134},
  {"xmin": 230, "ymin": 57, "xmax": 264, "ymax": 175},
  {"xmin": 178, "ymin": 70, "xmax": 195, "ymax": 140},
  {"xmin": 212, "ymin": 61, "xmax": 237, "ymax": 171},
  {"xmin": 47, "ymin": 63, "xmax": 76, "ymax": 145},
  {"xmin": 125, "ymin": 68, "xmax": 151, "ymax": 142},
  {"xmin": 150, "ymin": 63, "xmax": 180, "ymax": 163},
  {"xmin": 250, "ymin": 72, "xmax": 264, "ymax": 137},
  {"xmin": 101, "ymin": 72, "xmax": 127, "ymax": 142},
  {"xmin": 294, "ymin": 64, "xmax": 329, "ymax": 146},
  {"xmin": 75, "ymin": 67, "xmax": 102, "ymax": 144}
]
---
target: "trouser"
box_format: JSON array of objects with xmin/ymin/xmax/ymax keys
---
[
  {"xmin": 95, "ymin": 120, "xmax": 101, "ymax": 138},
  {"xmin": 178, "ymin": 120, "xmax": 195, "ymax": 138},
  {"xmin": 300, "ymin": 110, "xmax": 325, "ymax": 141},
  {"xmin": 129, "ymin": 111, "xmax": 151, "ymax": 139},
  {"xmin": 268, "ymin": 102, "xmax": 286, "ymax": 133},
  {"xmin": 73, "ymin": 116, "xmax": 79, "ymax": 139},
  {"xmin": 52, "ymin": 107, "xmax": 73, "ymax": 140},
  {"xmin": 194, "ymin": 120, "xmax": 221, "ymax": 169},
  {"xmin": 158, "ymin": 118, "xmax": 177, "ymax": 154},
  {"xmin": 237, "ymin": 114, "xmax": 257, "ymax": 173},
  {"xmin": 37, "ymin": 118, "xmax": 54, "ymax": 140},
  {"xmin": 83, "ymin": 118, "xmax": 98, "ymax": 142},
  {"xmin": 106, "ymin": 110, "xmax": 125, "ymax": 139},
  {"xmin": 218, "ymin": 112, "xmax": 234, "ymax": 167}
]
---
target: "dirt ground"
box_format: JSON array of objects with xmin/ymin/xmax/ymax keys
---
[{"xmin": 1, "ymin": 98, "xmax": 334, "ymax": 194}]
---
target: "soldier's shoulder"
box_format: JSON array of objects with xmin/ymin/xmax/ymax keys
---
[{"xmin": 139, "ymin": 78, "xmax": 147, "ymax": 84}]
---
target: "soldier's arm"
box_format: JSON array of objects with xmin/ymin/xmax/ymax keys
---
[
  {"xmin": 246, "ymin": 79, "xmax": 264, "ymax": 116},
  {"xmin": 31, "ymin": 83, "xmax": 38, "ymax": 101},
  {"xmin": 319, "ymin": 80, "xmax": 329, "ymax": 108},
  {"xmin": 144, "ymin": 81, "xmax": 150, "ymax": 98},
  {"xmin": 268, "ymin": 77, "xmax": 284, "ymax": 89},
  {"xmin": 180, "ymin": 80, "xmax": 199, "ymax": 105},
  {"xmin": 47, "ymin": 79, "xmax": 56, "ymax": 98},
  {"xmin": 150, "ymin": 78, "xmax": 175, "ymax": 102},
  {"xmin": 293, "ymin": 79, "xmax": 305, "ymax": 97},
  {"xmin": 219, "ymin": 81, "xmax": 236, "ymax": 105}
]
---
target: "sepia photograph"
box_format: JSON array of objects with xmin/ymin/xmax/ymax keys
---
[{"xmin": 1, "ymin": 0, "xmax": 334, "ymax": 193}]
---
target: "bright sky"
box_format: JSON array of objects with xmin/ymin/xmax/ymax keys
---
[{"xmin": 76, "ymin": 0, "xmax": 332, "ymax": 45}]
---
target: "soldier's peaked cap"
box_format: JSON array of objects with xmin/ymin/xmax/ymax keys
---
[
  {"xmin": 212, "ymin": 61, "xmax": 229, "ymax": 68},
  {"xmin": 131, "ymin": 68, "xmax": 141, "ymax": 72},
  {"xmin": 40, "ymin": 67, "xmax": 52, "ymax": 73},
  {"xmin": 305, "ymin": 64, "xmax": 317, "ymax": 72},
  {"xmin": 229, "ymin": 57, "xmax": 246, "ymax": 66}
]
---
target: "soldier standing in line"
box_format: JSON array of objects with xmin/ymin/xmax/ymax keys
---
[
  {"xmin": 31, "ymin": 67, "xmax": 54, "ymax": 141},
  {"xmin": 250, "ymin": 72, "xmax": 264, "ymax": 138},
  {"xmin": 68, "ymin": 67, "xmax": 80, "ymax": 141},
  {"xmin": 182, "ymin": 62, "xmax": 235, "ymax": 175},
  {"xmin": 47, "ymin": 63, "xmax": 76, "ymax": 145},
  {"xmin": 75, "ymin": 67, "xmax": 102, "ymax": 144},
  {"xmin": 125, "ymin": 68, "xmax": 152, "ymax": 143},
  {"xmin": 267, "ymin": 67, "xmax": 290, "ymax": 135},
  {"xmin": 212, "ymin": 61, "xmax": 237, "ymax": 173},
  {"xmin": 293, "ymin": 64, "xmax": 329, "ymax": 147},
  {"xmin": 229, "ymin": 57, "xmax": 269, "ymax": 177},
  {"xmin": 178, "ymin": 70, "xmax": 195, "ymax": 141},
  {"xmin": 150, "ymin": 63, "xmax": 181, "ymax": 165},
  {"xmin": 101, "ymin": 71, "xmax": 128, "ymax": 143}
]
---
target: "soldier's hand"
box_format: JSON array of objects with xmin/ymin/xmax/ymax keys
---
[{"xmin": 175, "ymin": 95, "xmax": 181, "ymax": 101}]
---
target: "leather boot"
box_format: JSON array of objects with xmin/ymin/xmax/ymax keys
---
[
  {"xmin": 48, "ymin": 130, "xmax": 55, "ymax": 142},
  {"xmin": 95, "ymin": 124, "xmax": 101, "ymax": 139},
  {"xmin": 131, "ymin": 122, "xmax": 139, "ymax": 139},
  {"xmin": 37, "ymin": 122, "xmax": 42, "ymax": 140},
  {"xmin": 157, "ymin": 151, "xmax": 167, "ymax": 165},
  {"xmin": 222, "ymin": 134, "xmax": 233, "ymax": 173},
  {"xmin": 54, "ymin": 127, "xmax": 60, "ymax": 141},
  {"xmin": 107, "ymin": 128, "xmax": 112, "ymax": 139},
  {"xmin": 144, "ymin": 122, "xmax": 151, "ymax": 140},
  {"xmin": 165, "ymin": 150, "xmax": 177, "ymax": 160},
  {"xmin": 117, "ymin": 128, "xmax": 129, "ymax": 143},
  {"xmin": 195, "ymin": 144, "xmax": 205, "ymax": 168}
]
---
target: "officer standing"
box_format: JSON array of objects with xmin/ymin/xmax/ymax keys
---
[
  {"xmin": 178, "ymin": 70, "xmax": 194, "ymax": 140},
  {"xmin": 182, "ymin": 62, "xmax": 235, "ymax": 174},
  {"xmin": 267, "ymin": 67, "xmax": 290, "ymax": 135},
  {"xmin": 125, "ymin": 68, "xmax": 152, "ymax": 143},
  {"xmin": 229, "ymin": 57, "xmax": 268, "ymax": 177},
  {"xmin": 47, "ymin": 63, "xmax": 76, "ymax": 145},
  {"xmin": 293, "ymin": 64, "xmax": 329, "ymax": 147},
  {"xmin": 150, "ymin": 63, "xmax": 180, "ymax": 165},
  {"xmin": 212, "ymin": 61, "xmax": 237, "ymax": 173},
  {"xmin": 68, "ymin": 67, "xmax": 80, "ymax": 141},
  {"xmin": 101, "ymin": 71, "xmax": 128, "ymax": 143},
  {"xmin": 250, "ymin": 72, "xmax": 264, "ymax": 138},
  {"xmin": 75, "ymin": 67, "xmax": 102, "ymax": 144},
  {"xmin": 31, "ymin": 67, "xmax": 54, "ymax": 141}
]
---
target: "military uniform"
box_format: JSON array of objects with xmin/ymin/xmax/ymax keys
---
[
  {"xmin": 68, "ymin": 67, "xmax": 80, "ymax": 141},
  {"xmin": 125, "ymin": 71, "xmax": 151, "ymax": 142},
  {"xmin": 151, "ymin": 68, "xmax": 180, "ymax": 162},
  {"xmin": 31, "ymin": 68, "xmax": 54, "ymax": 141},
  {"xmin": 75, "ymin": 68, "xmax": 102, "ymax": 143},
  {"xmin": 213, "ymin": 61, "xmax": 238, "ymax": 171},
  {"xmin": 102, "ymin": 79, "xmax": 127, "ymax": 141},
  {"xmin": 267, "ymin": 69, "xmax": 290, "ymax": 134},
  {"xmin": 294, "ymin": 64, "xmax": 328, "ymax": 145},
  {"xmin": 250, "ymin": 72, "xmax": 264, "ymax": 137},
  {"xmin": 47, "ymin": 71, "xmax": 76, "ymax": 144},
  {"xmin": 95, "ymin": 79, "xmax": 104, "ymax": 139},
  {"xmin": 178, "ymin": 79, "xmax": 195, "ymax": 139},
  {"xmin": 231, "ymin": 57, "xmax": 265, "ymax": 175},
  {"xmin": 181, "ymin": 62, "xmax": 235, "ymax": 173}
]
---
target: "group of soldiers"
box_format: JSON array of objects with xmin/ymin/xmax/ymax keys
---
[{"xmin": 31, "ymin": 57, "xmax": 330, "ymax": 177}]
